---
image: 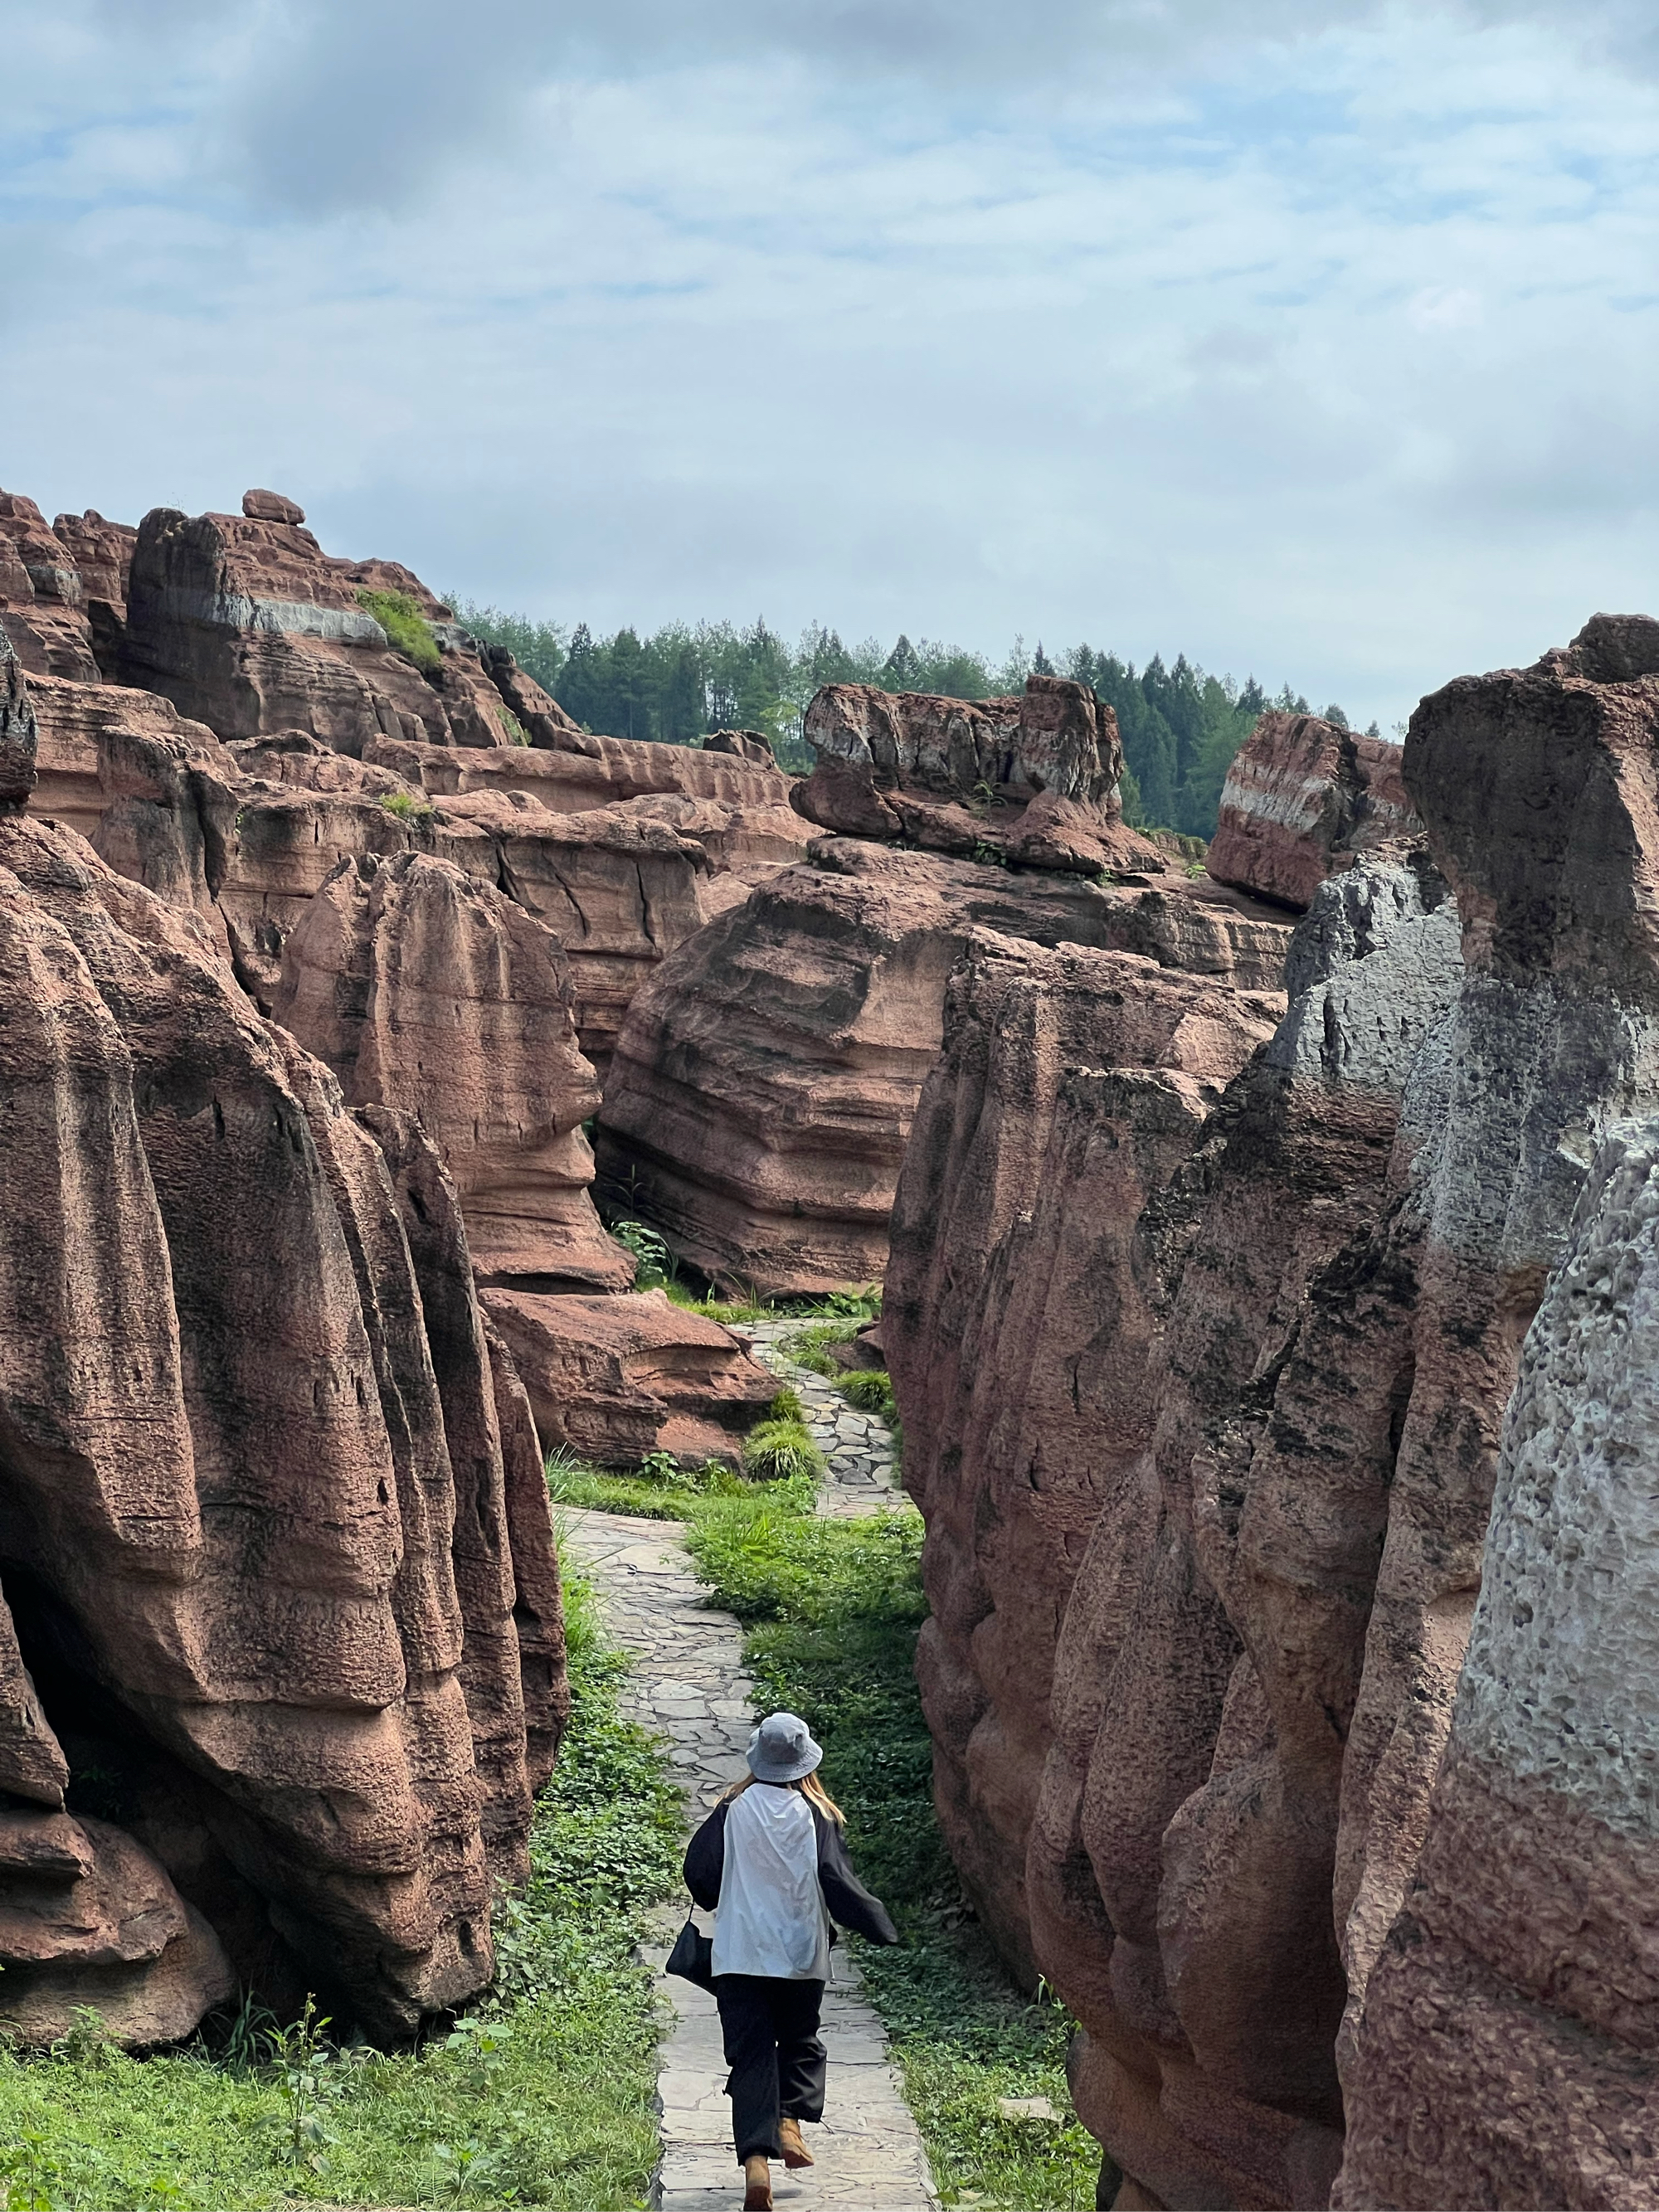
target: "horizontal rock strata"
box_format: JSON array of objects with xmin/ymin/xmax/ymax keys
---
[
  {"xmin": 1204, "ymin": 710, "xmax": 1418, "ymax": 911},
  {"xmin": 595, "ymin": 838, "xmax": 1291, "ymax": 1296},
  {"xmin": 794, "ymin": 673, "xmax": 1167, "ymax": 873},
  {"xmin": 273, "ymin": 849, "xmax": 627, "ymax": 1292}
]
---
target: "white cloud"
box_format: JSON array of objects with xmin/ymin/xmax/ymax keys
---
[{"xmin": 0, "ymin": 0, "xmax": 1655, "ymax": 730}]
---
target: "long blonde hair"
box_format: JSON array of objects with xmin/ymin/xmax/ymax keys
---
[{"xmin": 720, "ymin": 1769, "xmax": 844, "ymax": 1826}]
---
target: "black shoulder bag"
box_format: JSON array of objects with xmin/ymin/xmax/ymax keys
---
[{"xmin": 666, "ymin": 1915, "xmax": 715, "ymax": 1989}]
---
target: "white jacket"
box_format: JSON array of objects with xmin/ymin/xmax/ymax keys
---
[{"xmin": 710, "ymin": 1785, "xmax": 833, "ymax": 1980}]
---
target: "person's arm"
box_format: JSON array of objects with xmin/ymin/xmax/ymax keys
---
[
  {"xmin": 815, "ymin": 1811, "xmax": 898, "ymax": 1944},
  {"xmin": 683, "ymin": 1801, "xmax": 729, "ymax": 1909}
]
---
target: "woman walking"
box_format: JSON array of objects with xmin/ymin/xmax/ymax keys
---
[{"xmin": 683, "ymin": 1710, "xmax": 898, "ymax": 2211}]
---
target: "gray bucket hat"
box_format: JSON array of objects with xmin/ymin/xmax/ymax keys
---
[{"xmin": 747, "ymin": 1710, "xmax": 823, "ymax": 1783}]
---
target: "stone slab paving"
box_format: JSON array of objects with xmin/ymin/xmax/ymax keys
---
[
  {"xmin": 738, "ymin": 1320, "xmax": 901, "ymax": 1521},
  {"xmin": 560, "ymin": 1505, "xmax": 936, "ymax": 2212}
]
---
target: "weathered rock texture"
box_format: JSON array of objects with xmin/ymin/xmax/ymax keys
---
[
  {"xmin": 1204, "ymin": 711, "xmax": 1418, "ymax": 912},
  {"xmin": 0, "ymin": 489, "xmax": 104, "ymax": 683},
  {"xmin": 1335, "ymin": 1117, "xmax": 1659, "ymax": 2211},
  {"xmin": 596, "ymin": 839, "xmax": 1291, "ymax": 1296},
  {"xmin": 119, "ymin": 500, "xmax": 513, "ymax": 754},
  {"xmin": 794, "ymin": 674, "xmax": 1165, "ymax": 874},
  {"xmin": 885, "ymin": 936, "xmax": 1282, "ymax": 1976},
  {"xmin": 0, "ymin": 666, "xmax": 565, "ymax": 2045},
  {"xmin": 273, "ymin": 850, "xmax": 627, "ymax": 1292},
  {"xmin": 482, "ymin": 1290, "xmax": 777, "ymax": 1468},
  {"xmin": 892, "ymin": 616, "xmax": 1659, "ymax": 2208}
]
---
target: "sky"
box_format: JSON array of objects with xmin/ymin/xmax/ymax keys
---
[{"xmin": 2, "ymin": 0, "xmax": 1656, "ymax": 732}]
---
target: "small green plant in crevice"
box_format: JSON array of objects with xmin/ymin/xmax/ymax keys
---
[
  {"xmin": 609, "ymin": 1218, "xmax": 674, "ymax": 1290},
  {"xmin": 664, "ymin": 1282, "xmax": 769, "ymax": 1325},
  {"xmin": 357, "ymin": 586, "xmax": 442, "ymax": 674},
  {"xmin": 971, "ymin": 838, "xmax": 1010, "ymax": 868},
  {"xmin": 496, "ymin": 705, "xmax": 531, "ymax": 746},
  {"xmin": 1185, "ymin": 858, "xmax": 1208, "ymax": 879},
  {"xmin": 378, "ymin": 787, "xmax": 435, "ymax": 823}
]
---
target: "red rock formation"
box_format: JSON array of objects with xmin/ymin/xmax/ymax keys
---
[
  {"xmin": 1335, "ymin": 1116, "xmax": 1659, "ymax": 2211},
  {"xmin": 596, "ymin": 839, "xmax": 1291, "ymax": 1296},
  {"xmin": 0, "ymin": 489, "xmax": 102, "ymax": 683},
  {"xmin": 793, "ymin": 673, "xmax": 1166, "ymax": 873},
  {"xmin": 0, "ymin": 669, "xmax": 564, "ymax": 2042},
  {"xmin": 1204, "ymin": 711, "xmax": 1418, "ymax": 912},
  {"xmin": 481, "ymin": 1289, "xmax": 777, "ymax": 1467},
  {"xmin": 28, "ymin": 673, "xmax": 238, "ymax": 925},
  {"xmin": 884, "ymin": 936, "xmax": 1282, "ymax": 1976},
  {"xmin": 118, "ymin": 501, "xmax": 513, "ymax": 754},
  {"xmin": 274, "ymin": 850, "xmax": 629, "ymax": 1293},
  {"xmin": 893, "ymin": 615, "xmax": 1659, "ymax": 2207},
  {"xmin": 368, "ymin": 726, "xmax": 795, "ymax": 815}
]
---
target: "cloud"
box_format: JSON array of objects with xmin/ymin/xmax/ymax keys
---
[{"xmin": 0, "ymin": 1, "xmax": 1655, "ymax": 732}]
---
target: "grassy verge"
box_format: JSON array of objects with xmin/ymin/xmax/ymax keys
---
[
  {"xmin": 0, "ymin": 1558, "xmax": 680, "ymax": 2211},
  {"xmin": 679, "ymin": 1493, "xmax": 1098, "ymax": 2210}
]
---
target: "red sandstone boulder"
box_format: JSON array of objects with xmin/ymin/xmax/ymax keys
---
[
  {"xmin": 241, "ymin": 488, "xmax": 305, "ymax": 524},
  {"xmin": 894, "ymin": 615, "xmax": 1659, "ymax": 2208},
  {"xmin": 793, "ymin": 673, "xmax": 1166, "ymax": 876},
  {"xmin": 1205, "ymin": 711, "xmax": 1418, "ymax": 911},
  {"xmin": 367, "ymin": 727, "xmax": 795, "ymax": 814},
  {"xmin": 596, "ymin": 839, "xmax": 1291, "ymax": 1296},
  {"xmin": 481, "ymin": 1288, "xmax": 777, "ymax": 1467},
  {"xmin": 118, "ymin": 503, "xmax": 511, "ymax": 754},
  {"xmin": 274, "ymin": 850, "xmax": 629, "ymax": 1294}
]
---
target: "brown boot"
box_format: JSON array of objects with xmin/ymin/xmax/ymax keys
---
[
  {"xmin": 742, "ymin": 2152, "xmax": 773, "ymax": 2210},
  {"xmin": 779, "ymin": 2117, "xmax": 815, "ymax": 2169}
]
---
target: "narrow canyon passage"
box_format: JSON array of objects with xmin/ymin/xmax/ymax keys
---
[{"xmin": 561, "ymin": 1336, "xmax": 931, "ymax": 2210}]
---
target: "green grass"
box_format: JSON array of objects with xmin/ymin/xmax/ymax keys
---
[
  {"xmin": 0, "ymin": 1556, "xmax": 681, "ymax": 2211},
  {"xmin": 681, "ymin": 1495, "xmax": 1099, "ymax": 2210},
  {"xmin": 378, "ymin": 789, "xmax": 435, "ymax": 823},
  {"xmin": 837, "ymin": 1368, "xmax": 896, "ymax": 1420},
  {"xmin": 358, "ymin": 588, "xmax": 442, "ymax": 674}
]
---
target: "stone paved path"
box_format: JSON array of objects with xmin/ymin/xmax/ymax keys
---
[
  {"xmin": 561, "ymin": 1356, "xmax": 933, "ymax": 2211},
  {"xmin": 739, "ymin": 1320, "xmax": 900, "ymax": 1521}
]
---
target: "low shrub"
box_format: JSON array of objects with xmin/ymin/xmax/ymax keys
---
[
  {"xmin": 741, "ymin": 1417, "xmax": 826, "ymax": 1485},
  {"xmin": 356, "ymin": 586, "xmax": 441, "ymax": 673},
  {"xmin": 837, "ymin": 1368, "xmax": 893, "ymax": 1414},
  {"xmin": 377, "ymin": 788, "xmax": 435, "ymax": 823}
]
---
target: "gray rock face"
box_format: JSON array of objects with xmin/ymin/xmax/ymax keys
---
[
  {"xmin": 1269, "ymin": 857, "xmax": 1464, "ymax": 1091},
  {"xmin": 0, "ymin": 634, "xmax": 36, "ymax": 808},
  {"xmin": 1337, "ymin": 1116, "xmax": 1659, "ymax": 2209}
]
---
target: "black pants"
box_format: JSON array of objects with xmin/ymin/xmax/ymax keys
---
[{"xmin": 713, "ymin": 1974, "xmax": 827, "ymax": 2163}]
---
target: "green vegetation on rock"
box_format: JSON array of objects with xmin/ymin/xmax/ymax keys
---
[{"xmin": 358, "ymin": 587, "xmax": 442, "ymax": 674}]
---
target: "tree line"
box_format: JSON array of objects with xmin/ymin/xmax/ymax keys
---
[{"xmin": 451, "ymin": 601, "xmax": 1374, "ymax": 839}]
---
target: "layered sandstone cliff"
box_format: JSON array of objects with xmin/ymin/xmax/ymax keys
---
[
  {"xmin": 0, "ymin": 661, "xmax": 564, "ymax": 2044},
  {"xmin": 596, "ymin": 838, "xmax": 1291, "ymax": 1296},
  {"xmin": 890, "ymin": 614, "xmax": 1659, "ymax": 2208},
  {"xmin": 1204, "ymin": 711, "xmax": 1418, "ymax": 912}
]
